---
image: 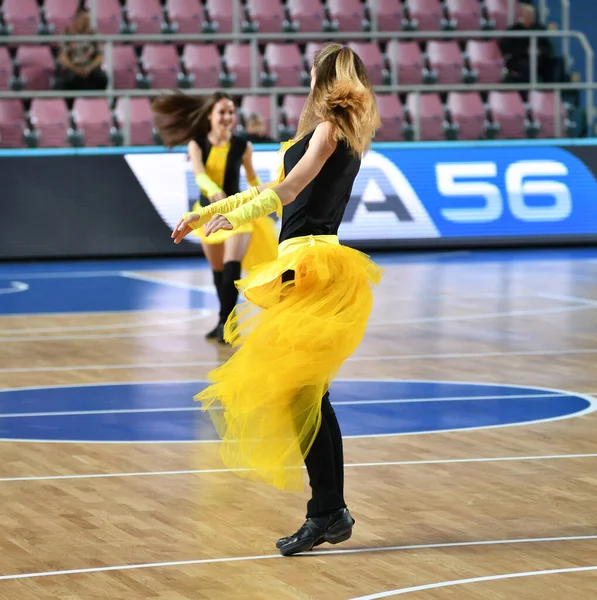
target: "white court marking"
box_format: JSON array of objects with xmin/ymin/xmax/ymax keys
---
[
  {"xmin": 119, "ymin": 271, "xmax": 215, "ymax": 294},
  {"xmin": 0, "ymin": 393, "xmax": 568, "ymax": 420},
  {"xmin": 349, "ymin": 566, "xmax": 597, "ymax": 599},
  {"xmin": 0, "ymin": 282, "xmax": 28, "ymax": 296},
  {"xmin": 0, "ymin": 535, "xmax": 593, "ymax": 583},
  {"xmin": 1, "ymin": 452, "xmax": 597, "ymax": 483}
]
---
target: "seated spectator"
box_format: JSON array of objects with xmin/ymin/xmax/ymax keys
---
[
  {"xmin": 500, "ymin": 4, "xmax": 565, "ymax": 85},
  {"xmin": 244, "ymin": 113, "xmax": 276, "ymax": 143},
  {"xmin": 55, "ymin": 6, "xmax": 108, "ymax": 92}
]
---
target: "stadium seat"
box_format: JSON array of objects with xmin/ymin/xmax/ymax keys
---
[
  {"xmin": 16, "ymin": 46, "xmax": 55, "ymax": 90},
  {"xmin": 140, "ymin": 44, "xmax": 181, "ymax": 89},
  {"xmin": 348, "ymin": 42, "xmax": 386, "ymax": 85},
  {"xmin": 426, "ymin": 41, "xmax": 466, "ymax": 84},
  {"xmin": 204, "ymin": 0, "xmax": 234, "ymax": 33},
  {"xmin": 447, "ymin": 92, "xmax": 488, "ymax": 140},
  {"xmin": 286, "ymin": 0, "xmax": 326, "ymax": 33},
  {"xmin": 327, "ymin": 0, "xmax": 366, "ymax": 32},
  {"xmin": 407, "ymin": 93, "xmax": 446, "ymax": 140},
  {"xmin": 444, "ymin": 0, "xmax": 483, "ymax": 30},
  {"xmin": 484, "ymin": 0, "xmax": 523, "ymax": 30},
  {"xmin": 386, "ymin": 40, "xmax": 424, "ymax": 85},
  {"xmin": 262, "ymin": 43, "xmax": 303, "ymax": 87},
  {"xmin": 2, "ymin": 0, "xmax": 40, "ymax": 35},
  {"xmin": 44, "ymin": 0, "xmax": 78, "ymax": 34},
  {"xmin": 223, "ymin": 43, "xmax": 254, "ymax": 87},
  {"xmin": 72, "ymin": 98, "xmax": 113, "ymax": 147},
  {"xmin": 241, "ymin": 95, "xmax": 271, "ymax": 132},
  {"xmin": 529, "ymin": 91, "xmax": 571, "ymax": 138},
  {"xmin": 96, "ymin": 0, "xmax": 123, "ymax": 34},
  {"xmin": 375, "ymin": 94, "xmax": 406, "ymax": 141},
  {"xmin": 466, "ymin": 40, "xmax": 506, "ymax": 83},
  {"xmin": 488, "ymin": 91, "xmax": 529, "ymax": 139},
  {"xmin": 0, "ymin": 99, "xmax": 26, "ymax": 148},
  {"xmin": 126, "ymin": 0, "xmax": 166, "ymax": 34},
  {"xmin": 115, "ymin": 97, "xmax": 156, "ymax": 146},
  {"xmin": 365, "ymin": 0, "xmax": 403, "ymax": 32},
  {"xmin": 29, "ymin": 98, "xmax": 70, "ymax": 147},
  {"xmin": 0, "ymin": 47, "xmax": 12, "ymax": 91},
  {"xmin": 245, "ymin": 0, "xmax": 285, "ymax": 33},
  {"xmin": 404, "ymin": 0, "xmax": 445, "ymax": 31},
  {"xmin": 166, "ymin": 0, "xmax": 204, "ymax": 34},
  {"xmin": 182, "ymin": 44, "xmax": 222, "ymax": 89},
  {"xmin": 281, "ymin": 93, "xmax": 307, "ymax": 131}
]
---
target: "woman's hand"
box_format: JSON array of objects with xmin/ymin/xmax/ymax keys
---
[
  {"xmin": 204, "ymin": 214, "xmax": 233, "ymax": 237},
  {"xmin": 171, "ymin": 213, "xmax": 202, "ymax": 244},
  {"xmin": 209, "ymin": 191, "xmax": 227, "ymax": 203}
]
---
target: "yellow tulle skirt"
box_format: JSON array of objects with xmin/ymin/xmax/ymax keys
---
[
  {"xmin": 195, "ymin": 234, "xmax": 383, "ymax": 491},
  {"xmin": 191, "ymin": 201, "xmax": 279, "ymax": 272}
]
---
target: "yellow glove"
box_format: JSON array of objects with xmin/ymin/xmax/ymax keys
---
[
  {"xmin": 183, "ymin": 186, "xmax": 261, "ymax": 230},
  {"xmin": 195, "ymin": 173, "xmax": 223, "ymax": 198},
  {"xmin": 226, "ymin": 188, "xmax": 282, "ymax": 229}
]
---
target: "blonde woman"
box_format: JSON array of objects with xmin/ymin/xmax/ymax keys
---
[
  {"xmin": 152, "ymin": 91, "xmax": 277, "ymax": 343},
  {"xmin": 173, "ymin": 44, "xmax": 382, "ymax": 556}
]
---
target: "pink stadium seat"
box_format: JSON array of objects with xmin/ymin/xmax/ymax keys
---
[
  {"xmin": 366, "ymin": 0, "xmax": 403, "ymax": 32},
  {"xmin": 29, "ymin": 99, "xmax": 69, "ymax": 148},
  {"xmin": 205, "ymin": 0, "xmax": 233, "ymax": 33},
  {"xmin": 327, "ymin": 0, "xmax": 365, "ymax": 32},
  {"xmin": 426, "ymin": 41, "xmax": 464, "ymax": 84},
  {"xmin": 485, "ymin": 0, "xmax": 523, "ymax": 30},
  {"xmin": 2, "ymin": 0, "xmax": 39, "ymax": 35},
  {"xmin": 72, "ymin": 98, "xmax": 112, "ymax": 147},
  {"xmin": 386, "ymin": 40, "xmax": 424, "ymax": 85},
  {"xmin": 282, "ymin": 94, "xmax": 307, "ymax": 129},
  {"xmin": 529, "ymin": 91, "xmax": 567, "ymax": 138},
  {"xmin": 466, "ymin": 40, "xmax": 505, "ymax": 83},
  {"xmin": 246, "ymin": 0, "xmax": 284, "ymax": 33},
  {"xmin": 447, "ymin": 92, "xmax": 487, "ymax": 140},
  {"xmin": 444, "ymin": 0, "xmax": 482, "ymax": 30},
  {"xmin": 108, "ymin": 45, "xmax": 139, "ymax": 90},
  {"xmin": 348, "ymin": 42, "xmax": 384, "ymax": 85},
  {"xmin": 126, "ymin": 0, "xmax": 164, "ymax": 34},
  {"xmin": 16, "ymin": 46, "xmax": 55, "ymax": 90},
  {"xmin": 96, "ymin": 0, "xmax": 123, "ymax": 34},
  {"xmin": 407, "ymin": 93, "xmax": 445, "ymax": 141},
  {"xmin": 488, "ymin": 91, "xmax": 527, "ymax": 139},
  {"xmin": 375, "ymin": 94, "xmax": 405, "ymax": 141},
  {"xmin": 166, "ymin": 0, "xmax": 204, "ymax": 34},
  {"xmin": 141, "ymin": 44, "xmax": 180, "ymax": 89},
  {"xmin": 263, "ymin": 43, "xmax": 303, "ymax": 87},
  {"xmin": 115, "ymin": 97, "xmax": 155, "ymax": 146},
  {"xmin": 303, "ymin": 42, "xmax": 321, "ymax": 68},
  {"xmin": 0, "ymin": 100, "xmax": 26, "ymax": 148},
  {"xmin": 223, "ymin": 43, "xmax": 253, "ymax": 87},
  {"xmin": 44, "ymin": 0, "xmax": 78, "ymax": 33},
  {"xmin": 183, "ymin": 44, "xmax": 221, "ymax": 88},
  {"xmin": 0, "ymin": 47, "xmax": 12, "ymax": 91},
  {"xmin": 405, "ymin": 0, "xmax": 444, "ymax": 31},
  {"xmin": 241, "ymin": 96, "xmax": 271, "ymax": 131},
  {"xmin": 286, "ymin": 0, "xmax": 325, "ymax": 33}
]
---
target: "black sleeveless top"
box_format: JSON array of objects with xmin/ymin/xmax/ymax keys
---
[
  {"xmin": 196, "ymin": 134, "xmax": 247, "ymax": 207},
  {"xmin": 279, "ymin": 131, "xmax": 361, "ymax": 243}
]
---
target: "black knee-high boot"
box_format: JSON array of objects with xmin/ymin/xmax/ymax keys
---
[
  {"xmin": 216, "ymin": 260, "xmax": 241, "ymax": 343},
  {"xmin": 206, "ymin": 270, "xmax": 224, "ymax": 339}
]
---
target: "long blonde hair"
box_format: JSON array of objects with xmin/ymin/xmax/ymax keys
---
[{"xmin": 294, "ymin": 43, "xmax": 381, "ymax": 155}]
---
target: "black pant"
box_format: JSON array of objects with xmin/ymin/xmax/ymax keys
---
[
  {"xmin": 304, "ymin": 391, "xmax": 346, "ymax": 518},
  {"xmin": 281, "ymin": 269, "xmax": 346, "ymax": 519},
  {"xmin": 55, "ymin": 67, "xmax": 108, "ymax": 91}
]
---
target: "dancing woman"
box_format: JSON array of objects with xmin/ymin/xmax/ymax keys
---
[{"xmin": 172, "ymin": 44, "xmax": 382, "ymax": 556}]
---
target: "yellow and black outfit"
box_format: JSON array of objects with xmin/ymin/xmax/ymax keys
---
[
  {"xmin": 193, "ymin": 135, "xmax": 277, "ymax": 270},
  {"xmin": 184, "ymin": 132, "xmax": 382, "ymax": 550}
]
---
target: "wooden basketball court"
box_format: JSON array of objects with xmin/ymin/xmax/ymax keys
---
[{"xmin": 0, "ymin": 247, "xmax": 596, "ymax": 598}]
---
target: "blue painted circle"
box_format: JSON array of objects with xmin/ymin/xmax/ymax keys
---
[{"xmin": 0, "ymin": 380, "xmax": 592, "ymax": 442}]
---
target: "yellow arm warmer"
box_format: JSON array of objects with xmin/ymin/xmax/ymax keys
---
[
  {"xmin": 195, "ymin": 172, "xmax": 223, "ymax": 198},
  {"xmin": 226, "ymin": 188, "xmax": 282, "ymax": 230},
  {"xmin": 247, "ymin": 174, "xmax": 261, "ymax": 187},
  {"xmin": 183, "ymin": 186, "xmax": 262, "ymax": 230}
]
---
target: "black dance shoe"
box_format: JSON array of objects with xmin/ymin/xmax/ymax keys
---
[
  {"xmin": 205, "ymin": 323, "xmax": 221, "ymax": 339},
  {"xmin": 276, "ymin": 508, "xmax": 354, "ymax": 556},
  {"xmin": 205, "ymin": 323, "xmax": 227, "ymax": 344}
]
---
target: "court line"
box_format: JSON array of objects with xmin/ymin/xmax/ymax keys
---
[
  {"xmin": 349, "ymin": 566, "xmax": 597, "ymax": 599},
  {"xmin": 120, "ymin": 271, "xmax": 215, "ymax": 294},
  {"xmin": 0, "ymin": 535, "xmax": 594, "ymax": 582},
  {"xmin": 0, "ymin": 282, "xmax": 28, "ymax": 295},
  {"xmin": 0, "ymin": 393, "xmax": 567, "ymax": 420},
  {"xmin": 1, "ymin": 452, "xmax": 597, "ymax": 483},
  {"xmin": 0, "ymin": 310, "xmax": 212, "ymax": 335},
  {"xmin": 4, "ymin": 346, "xmax": 597, "ymax": 367}
]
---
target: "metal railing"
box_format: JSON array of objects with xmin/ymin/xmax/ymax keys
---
[{"xmin": 0, "ymin": 29, "xmax": 592, "ymax": 144}]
